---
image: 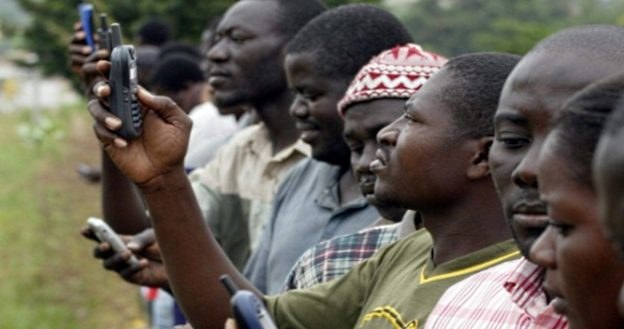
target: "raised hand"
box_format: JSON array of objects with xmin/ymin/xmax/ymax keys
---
[{"xmin": 88, "ymin": 61, "xmax": 192, "ymax": 188}]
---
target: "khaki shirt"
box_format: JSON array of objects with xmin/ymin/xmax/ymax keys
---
[{"xmin": 190, "ymin": 123, "xmax": 309, "ymax": 269}]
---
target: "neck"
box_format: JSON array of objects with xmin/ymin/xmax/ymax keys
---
[
  {"xmin": 420, "ymin": 183, "xmax": 511, "ymax": 266},
  {"xmin": 337, "ymin": 166, "xmax": 361, "ymax": 206},
  {"xmin": 254, "ymin": 89, "xmax": 300, "ymax": 155}
]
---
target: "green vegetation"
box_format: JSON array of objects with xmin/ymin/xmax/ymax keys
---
[
  {"xmin": 14, "ymin": 0, "xmax": 376, "ymax": 85},
  {"xmin": 397, "ymin": 0, "xmax": 624, "ymax": 56},
  {"xmin": 0, "ymin": 105, "xmax": 146, "ymax": 329}
]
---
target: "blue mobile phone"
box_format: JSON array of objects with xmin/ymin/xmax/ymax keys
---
[
  {"xmin": 220, "ymin": 275, "xmax": 278, "ymax": 329},
  {"xmin": 78, "ymin": 3, "xmax": 96, "ymax": 49}
]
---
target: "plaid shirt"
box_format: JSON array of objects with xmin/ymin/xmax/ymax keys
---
[
  {"xmin": 424, "ymin": 257, "xmax": 568, "ymax": 329},
  {"xmin": 282, "ymin": 223, "xmax": 401, "ymax": 291}
]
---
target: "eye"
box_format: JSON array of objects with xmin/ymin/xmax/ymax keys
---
[
  {"xmin": 403, "ymin": 112, "xmax": 417, "ymax": 123},
  {"xmin": 302, "ymin": 91, "xmax": 320, "ymax": 102},
  {"xmin": 496, "ymin": 132, "xmax": 530, "ymax": 149},
  {"xmin": 294, "ymin": 88, "xmax": 320, "ymax": 102},
  {"xmin": 548, "ymin": 220, "xmax": 573, "ymax": 237},
  {"xmin": 229, "ymin": 31, "xmax": 249, "ymax": 44},
  {"xmin": 349, "ymin": 143, "xmax": 363, "ymax": 155}
]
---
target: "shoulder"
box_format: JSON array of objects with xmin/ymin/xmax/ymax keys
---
[
  {"xmin": 318, "ymin": 224, "xmax": 401, "ymax": 253},
  {"xmin": 443, "ymin": 258, "xmax": 522, "ymax": 295},
  {"xmin": 277, "ymin": 158, "xmax": 335, "ymax": 191},
  {"xmin": 224, "ymin": 123, "xmax": 267, "ymax": 147},
  {"xmin": 367, "ymin": 228, "xmax": 433, "ymax": 267}
]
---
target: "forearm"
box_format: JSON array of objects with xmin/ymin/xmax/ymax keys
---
[
  {"xmin": 141, "ymin": 168, "xmax": 261, "ymax": 329},
  {"xmin": 101, "ymin": 149, "xmax": 150, "ymax": 234}
]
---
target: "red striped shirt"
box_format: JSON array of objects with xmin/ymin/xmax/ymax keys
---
[{"xmin": 424, "ymin": 257, "xmax": 568, "ymax": 329}]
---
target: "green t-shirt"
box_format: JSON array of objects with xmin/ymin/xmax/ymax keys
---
[{"xmin": 265, "ymin": 230, "xmax": 519, "ymax": 329}]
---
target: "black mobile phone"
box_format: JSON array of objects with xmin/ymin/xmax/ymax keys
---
[
  {"xmin": 78, "ymin": 3, "xmax": 96, "ymax": 49},
  {"xmin": 220, "ymin": 275, "xmax": 278, "ymax": 329},
  {"xmin": 97, "ymin": 14, "xmax": 110, "ymax": 51},
  {"xmin": 108, "ymin": 23, "xmax": 142, "ymax": 139}
]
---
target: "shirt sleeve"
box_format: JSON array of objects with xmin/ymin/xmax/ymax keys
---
[
  {"xmin": 242, "ymin": 166, "xmax": 296, "ymax": 293},
  {"xmin": 190, "ymin": 171, "xmax": 251, "ymax": 271},
  {"xmin": 281, "ymin": 245, "xmax": 315, "ymax": 291},
  {"xmin": 264, "ymin": 245, "xmax": 385, "ymax": 329}
]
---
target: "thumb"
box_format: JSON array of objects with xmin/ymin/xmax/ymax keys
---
[
  {"xmin": 225, "ymin": 318, "xmax": 239, "ymax": 329},
  {"xmin": 127, "ymin": 228, "xmax": 156, "ymax": 251},
  {"xmin": 137, "ymin": 88, "xmax": 185, "ymax": 123}
]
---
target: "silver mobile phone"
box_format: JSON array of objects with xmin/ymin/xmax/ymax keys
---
[{"xmin": 87, "ymin": 217, "xmax": 140, "ymax": 267}]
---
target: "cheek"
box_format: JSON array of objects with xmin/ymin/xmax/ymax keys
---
[
  {"xmin": 394, "ymin": 134, "xmax": 420, "ymax": 175},
  {"xmin": 558, "ymin": 227, "xmax": 624, "ymax": 312},
  {"xmin": 488, "ymin": 146, "xmax": 522, "ymax": 194}
]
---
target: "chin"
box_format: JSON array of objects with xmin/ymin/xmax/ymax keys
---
[{"xmin": 373, "ymin": 183, "xmax": 399, "ymax": 207}]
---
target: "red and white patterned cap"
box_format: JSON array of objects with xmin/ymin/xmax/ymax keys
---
[{"xmin": 338, "ymin": 43, "xmax": 447, "ymax": 115}]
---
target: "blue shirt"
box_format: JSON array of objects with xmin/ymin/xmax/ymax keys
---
[{"xmin": 243, "ymin": 158, "xmax": 379, "ymax": 294}]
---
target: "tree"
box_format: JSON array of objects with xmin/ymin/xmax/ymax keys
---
[
  {"xmin": 16, "ymin": 0, "xmax": 378, "ymax": 83},
  {"xmin": 394, "ymin": 0, "xmax": 624, "ymax": 57}
]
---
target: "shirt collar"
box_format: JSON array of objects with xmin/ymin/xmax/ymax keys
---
[
  {"xmin": 503, "ymin": 257, "xmax": 548, "ymax": 311},
  {"xmin": 246, "ymin": 123, "xmax": 311, "ymax": 162}
]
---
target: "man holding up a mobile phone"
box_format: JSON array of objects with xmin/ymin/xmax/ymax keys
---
[{"xmin": 85, "ymin": 0, "xmax": 326, "ymax": 283}]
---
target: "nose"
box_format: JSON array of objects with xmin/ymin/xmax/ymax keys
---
[
  {"xmin": 207, "ymin": 39, "xmax": 228, "ymax": 63},
  {"xmin": 354, "ymin": 143, "xmax": 377, "ymax": 175},
  {"xmin": 377, "ymin": 118, "xmax": 400, "ymax": 147},
  {"xmin": 511, "ymin": 142, "xmax": 541, "ymax": 188},
  {"xmin": 289, "ymin": 95, "xmax": 309, "ymax": 119},
  {"xmin": 529, "ymin": 225, "xmax": 557, "ymax": 268}
]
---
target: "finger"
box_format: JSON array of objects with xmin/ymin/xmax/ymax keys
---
[
  {"xmin": 127, "ymin": 228, "xmax": 156, "ymax": 251},
  {"xmin": 70, "ymin": 54, "xmax": 87, "ymax": 67},
  {"xmin": 137, "ymin": 88, "xmax": 189, "ymax": 125},
  {"xmin": 73, "ymin": 21, "xmax": 83, "ymax": 31},
  {"xmin": 80, "ymin": 226, "xmax": 99, "ymax": 242},
  {"xmin": 96, "ymin": 60, "xmax": 111, "ymax": 76},
  {"xmin": 93, "ymin": 242, "xmax": 114, "ymax": 259},
  {"xmin": 119, "ymin": 258, "xmax": 148, "ymax": 278},
  {"xmin": 82, "ymin": 62, "xmax": 100, "ymax": 78},
  {"xmin": 69, "ymin": 44, "xmax": 92, "ymax": 55},
  {"xmin": 86, "ymin": 49, "xmax": 110, "ymax": 63},
  {"xmin": 92, "ymin": 81, "xmax": 111, "ymax": 99},
  {"xmin": 102, "ymin": 250, "xmax": 135, "ymax": 271},
  {"xmin": 225, "ymin": 318, "xmax": 239, "ymax": 329}
]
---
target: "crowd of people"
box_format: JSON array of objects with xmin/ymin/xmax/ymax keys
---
[{"xmin": 68, "ymin": 1, "xmax": 624, "ymax": 328}]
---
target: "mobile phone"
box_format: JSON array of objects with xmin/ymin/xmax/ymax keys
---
[
  {"xmin": 97, "ymin": 13, "xmax": 110, "ymax": 51},
  {"xmin": 220, "ymin": 275, "xmax": 278, "ymax": 329},
  {"xmin": 86, "ymin": 217, "xmax": 140, "ymax": 267},
  {"xmin": 108, "ymin": 23, "xmax": 142, "ymax": 139},
  {"xmin": 78, "ymin": 3, "xmax": 96, "ymax": 49}
]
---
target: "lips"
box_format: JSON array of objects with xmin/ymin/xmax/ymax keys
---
[
  {"xmin": 544, "ymin": 284, "xmax": 568, "ymax": 315},
  {"xmin": 295, "ymin": 121, "xmax": 320, "ymax": 143},
  {"xmin": 551, "ymin": 297, "xmax": 568, "ymax": 315},
  {"xmin": 207, "ymin": 69, "xmax": 231, "ymax": 88},
  {"xmin": 358, "ymin": 176, "xmax": 376, "ymax": 195},
  {"xmin": 370, "ymin": 149, "xmax": 388, "ymax": 173},
  {"xmin": 511, "ymin": 202, "xmax": 549, "ymax": 229}
]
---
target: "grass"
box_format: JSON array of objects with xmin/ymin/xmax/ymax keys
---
[{"xmin": 0, "ymin": 104, "xmax": 147, "ymax": 329}]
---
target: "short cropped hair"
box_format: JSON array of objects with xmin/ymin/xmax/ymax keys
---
[
  {"xmin": 150, "ymin": 54, "xmax": 205, "ymax": 93},
  {"xmin": 158, "ymin": 42, "xmax": 201, "ymax": 61},
  {"xmin": 551, "ymin": 72, "xmax": 624, "ymax": 186},
  {"xmin": 138, "ymin": 18, "xmax": 171, "ymax": 47},
  {"xmin": 441, "ymin": 52, "xmax": 521, "ymax": 139},
  {"xmin": 248, "ymin": 0, "xmax": 327, "ymax": 40},
  {"xmin": 286, "ymin": 4, "xmax": 413, "ymax": 80},
  {"xmin": 530, "ymin": 25, "xmax": 624, "ymax": 64}
]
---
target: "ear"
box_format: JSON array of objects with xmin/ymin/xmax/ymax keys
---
[{"xmin": 466, "ymin": 137, "xmax": 493, "ymax": 180}]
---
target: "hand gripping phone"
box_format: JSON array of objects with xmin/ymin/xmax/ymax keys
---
[
  {"xmin": 78, "ymin": 3, "xmax": 96, "ymax": 49},
  {"xmin": 86, "ymin": 217, "xmax": 140, "ymax": 268},
  {"xmin": 220, "ymin": 275, "xmax": 278, "ymax": 329},
  {"xmin": 108, "ymin": 23, "xmax": 142, "ymax": 139}
]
